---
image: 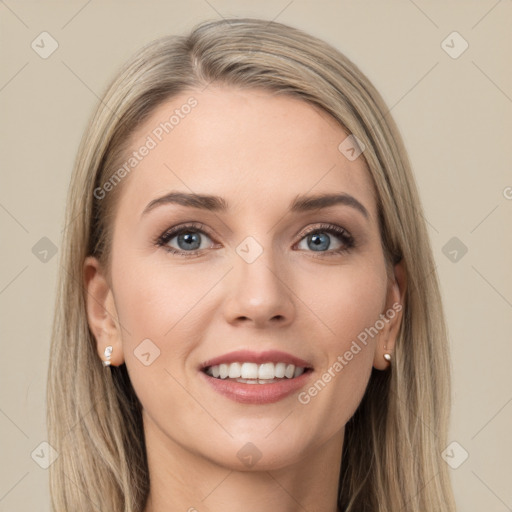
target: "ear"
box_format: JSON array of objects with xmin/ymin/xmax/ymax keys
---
[
  {"xmin": 83, "ymin": 256, "xmax": 125, "ymax": 367},
  {"xmin": 373, "ymin": 258, "xmax": 407, "ymax": 370}
]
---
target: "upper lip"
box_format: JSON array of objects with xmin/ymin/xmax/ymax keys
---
[{"xmin": 200, "ymin": 349, "xmax": 313, "ymax": 370}]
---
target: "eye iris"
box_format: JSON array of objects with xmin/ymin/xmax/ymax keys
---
[
  {"xmin": 178, "ymin": 232, "xmax": 201, "ymax": 250},
  {"xmin": 308, "ymin": 233, "xmax": 330, "ymax": 251}
]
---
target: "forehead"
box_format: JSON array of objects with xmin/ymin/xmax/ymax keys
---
[{"xmin": 115, "ymin": 85, "xmax": 377, "ymax": 221}]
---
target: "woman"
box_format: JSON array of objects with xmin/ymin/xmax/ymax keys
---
[{"xmin": 47, "ymin": 17, "xmax": 456, "ymax": 512}]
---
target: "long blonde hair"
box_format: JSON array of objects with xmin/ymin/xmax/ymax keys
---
[{"xmin": 47, "ymin": 17, "xmax": 456, "ymax": 511}]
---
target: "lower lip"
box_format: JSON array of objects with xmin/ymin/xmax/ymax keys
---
[{"xmin": 199, "ymin": 369, "xmax": 313, "ymax": 404}]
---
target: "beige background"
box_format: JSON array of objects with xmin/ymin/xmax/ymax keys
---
[{"xmin": 1, "ymin": 1, "xmax": 511, "ymax": 510}]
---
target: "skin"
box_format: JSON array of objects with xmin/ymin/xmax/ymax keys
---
[{"xmin": 84, "ymin": 85, "xmax": 406, "ymax": 512}]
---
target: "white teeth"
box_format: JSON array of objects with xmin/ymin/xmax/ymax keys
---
[
  {"xmin": 228, "ymin": 362, "xmax": 241, "ymax": 378},
  {"xmin": 205, "ymin": 361, "xmax": 308, "ymax": 381},
  {"xmin": 294, "ymin": 366, "xmax": 305, "ymax": 378},
  {"xmin": 284, "ymin": 364, "xmax": 295, "ymax": 379},
  {"xmin": 275, "ymin": 362, "xmax": 286, "ymax": 378},
  {"xmin": 241, "ymin": 362, "xmax": 258, "ymax": 379},
  {"xmin": 219, "ymin": 363, "xmax": 229, "ymax": 379},
  {"xmin": 258, "ymin": 363, "xmax": 274, "ymax": 380},
  {"xmin": 236, "ymin": 378, "xmax": 278, "ymax": 384}
]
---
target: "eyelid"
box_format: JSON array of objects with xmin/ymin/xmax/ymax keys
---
[
  {"xmin": 154, "ymin": 221, "xmax": 212, "ymax": 243},
  {"xmin": 297, "ymin": 223, "xmax": 352, "ymax": 240}
]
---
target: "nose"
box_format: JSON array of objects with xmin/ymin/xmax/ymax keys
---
[{"xmin": 222, "ymin": 250, "xmax": 296, "ymax": 329}]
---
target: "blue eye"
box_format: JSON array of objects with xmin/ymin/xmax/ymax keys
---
[
  {"xmin": 155, "ymin": 222, "xmax": 355, "ymax": 257},
  {"xmin": 295, "ymin": 224, "xmax": 354, "ymax": 254},
  {"xmin": 155, "ymin": 222, "xmax": 215, "ymax": 256}
]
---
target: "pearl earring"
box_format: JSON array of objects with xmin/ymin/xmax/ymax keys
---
[
  {"xmin": 383, "ymin": 352, "xmax": 392, "ymax": 362},
  {"xmin": 102, "ymin": 345, "xmax": 113, "ymax": 366}
]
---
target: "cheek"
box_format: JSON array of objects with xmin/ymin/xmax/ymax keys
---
[
  {"xmin": 296, "ymin": 266, "xmax": 387, "ymax": 431},
  {"xmin": 111, "ymin": 246, "xmax": 217, "ymax": 341},
  {"xmin": 109, "ymin": 257, "xmax": 208, "ymax": 417},
  {"xmin": 306, "ymin": 261, "xmax": 388, "ymax": 349}
]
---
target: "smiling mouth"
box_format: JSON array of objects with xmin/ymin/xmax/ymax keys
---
[{"xmin": 202, "ymin": 361, "xmax": 313, "ymax": 384}]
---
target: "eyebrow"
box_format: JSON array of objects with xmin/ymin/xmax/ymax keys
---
[{"xmin": 141, "ymin": 191, "xmax": 369, "ymax": 219}]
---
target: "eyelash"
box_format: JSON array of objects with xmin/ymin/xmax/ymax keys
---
[{"xmin": 154, "ymin": 222, "xmax": 356, "ymax": 258}]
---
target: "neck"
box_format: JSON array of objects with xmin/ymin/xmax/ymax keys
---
[{"xmin": 142, "ymin": 412, "xmax": 344, "ymax": 512}]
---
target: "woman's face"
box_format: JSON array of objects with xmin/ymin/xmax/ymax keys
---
[{"xmin": 85, "ymin": 85, "xmax": 403, "ymax": 471}]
